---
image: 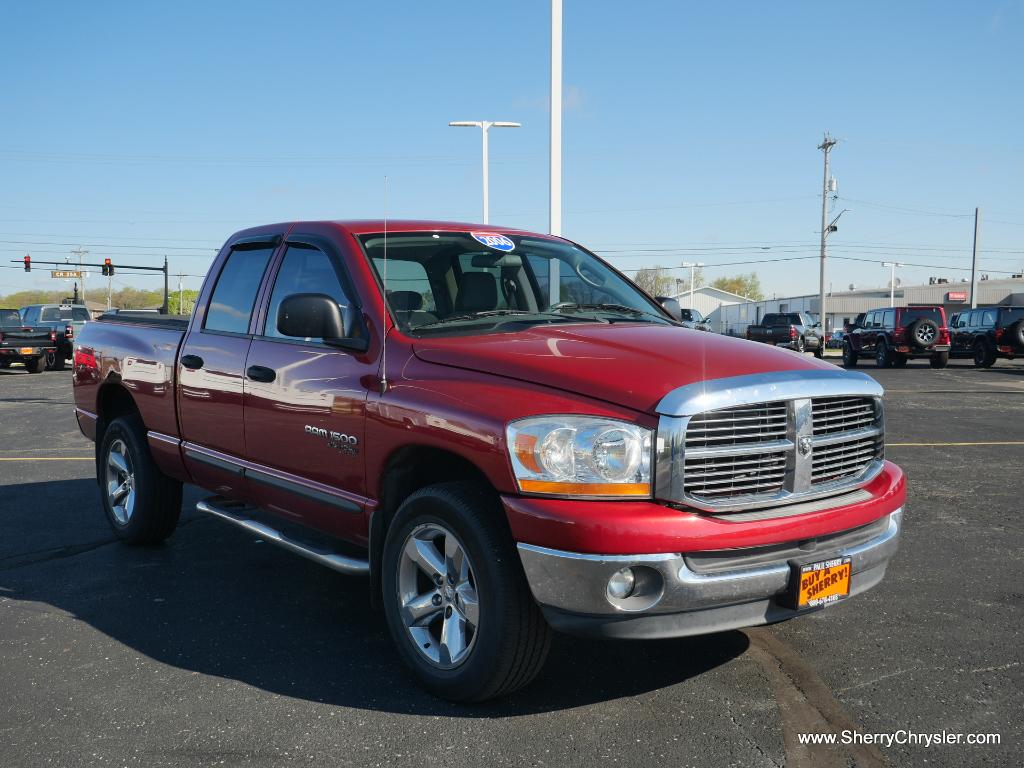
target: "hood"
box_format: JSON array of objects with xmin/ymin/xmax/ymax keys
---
[{"xmin": 412, "ymin": 324, "xmax": 836, "ymax": 415}]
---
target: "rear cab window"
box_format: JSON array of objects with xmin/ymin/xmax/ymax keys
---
[{"xmin": 204, "ymin": 245, "xmax": 276, "ymax": 334}]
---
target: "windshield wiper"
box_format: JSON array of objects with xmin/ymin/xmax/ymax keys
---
[
  {"xmin": 550, "ymin": 302, "xmax": 670, "ymax": 323},
  {"xmin": 413, "ymin": 309, "xmax": 605, "ymax": 330}
]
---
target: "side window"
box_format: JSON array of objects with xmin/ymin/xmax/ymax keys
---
[
  {"xmin": 23, "ymin": 307, "xmax": 37, "ymax": 324},
  {"xmin": 965, "ymin": 310, "xmax": 978, "ymax": 328},
  {"xmin": 981, "ymin": 309, "xmax": 997, "ymax": 327},
  {"xmin": 266, "ymin": 244, "xmax": 355, "ymax": 340},
  {"xmin": 865, "ymin": 312, "xmax": 876, "ymax": 328},
  {"xmin": 883, "ymin": 310, "xmax": 895, "ymax": 328},
  {"xmin": 204, "ymin": 246, "xmax": 275, "ymax": 334}
]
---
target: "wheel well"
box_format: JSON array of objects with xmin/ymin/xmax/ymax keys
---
[
  {"xmin": 95, "ymin": 383, "xmax": 140, "ymax": 442},
  {"xmin": 368, "ymin": 445, "xmax": 496, "ymax": 608}
]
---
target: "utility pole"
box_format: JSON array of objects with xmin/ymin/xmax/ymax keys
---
[
  {"xmin": 162, "ymin": 255, "xmax": 170, "ymax": 314},
  {"xmin": 882, "ymin": 262, "xmax": 903, "ymax": 305},
  {"xmin": 817, "ymin": 134, "xmax": 837, "ymax": 333},
  {"xmin": 681, "ymin": 261, "xmax": 704, "ymax": 307},
  {"xmin": 106, "ymin": 270, "xmax": 112, "ymax": 310},
  {"xmin": 969, "ymin": 207, "xmax": 981, "ymax": 308},
  {"xmin": 70, "ymin": 246, "xmax": 89, "ymax": 304},
  {"xmin": 177, "ymin": 274, "xmax": 184, "ymax": 314}
]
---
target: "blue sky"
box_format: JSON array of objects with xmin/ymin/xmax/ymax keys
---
[{"xmin": 1, "ymin": 0, "xmax": 1022, "ymax": 300}]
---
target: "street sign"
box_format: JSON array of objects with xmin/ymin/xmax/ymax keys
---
[{"xmin": 51, "ymin": 270, "xmax": 83, "ymax": 279}]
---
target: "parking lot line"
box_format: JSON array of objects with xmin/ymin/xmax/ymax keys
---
[
  {"xmin": 887, "ymin": 441, "xmax": 1024, "ymax": 447},
  {"xmin": 0, "ymin": 457, "xmax": 93, "ymax": 461}
]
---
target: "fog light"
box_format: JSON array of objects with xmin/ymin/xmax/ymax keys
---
[{"xmin": 607, "ymin": 567, "xmax": 636, "ymax": 600}]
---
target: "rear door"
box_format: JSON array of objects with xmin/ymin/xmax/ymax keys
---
[
  {"xmin": 178, "ymin": 234, "xmax": 281, "ymax": 494},
  {"xmin": 242, "ymin": 233, "xmax": 376, "ymax": 543}
]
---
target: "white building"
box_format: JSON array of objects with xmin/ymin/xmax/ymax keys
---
[{"xmin": 670, "ymin": 285, "xmax": 749, "ymax": 333}]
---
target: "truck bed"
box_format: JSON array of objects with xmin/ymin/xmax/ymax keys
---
[{"xmin": 96, "ymin": 311, "xmax": 191, "ymax": 331}]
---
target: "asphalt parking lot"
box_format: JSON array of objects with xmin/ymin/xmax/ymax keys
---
[{"xmin": 1, "ymin": 357, "xmax": 1022, "ymax": 768}]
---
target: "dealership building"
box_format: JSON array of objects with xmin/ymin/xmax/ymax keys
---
[{"xmin": 677, "ymin": 277, "xmax": 1024, "ymax": 336}]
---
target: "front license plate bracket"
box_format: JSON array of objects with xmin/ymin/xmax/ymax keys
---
[{"xmin": 786, "ymin": 556, "xmax": 852, "ymax": 610}]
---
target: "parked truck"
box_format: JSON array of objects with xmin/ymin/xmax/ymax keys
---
[
  {"xmin": 745, "ymin": 312, "xmax": 824, "ymax": 356},
  {"xmin": 73, "ymin": 221, "xmax": 905, "ymax": 701},
  {"xmin": 0, "ymin": 308, "xmax": 57, "ymax": 373}
]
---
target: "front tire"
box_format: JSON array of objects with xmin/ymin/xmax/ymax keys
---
[
  {"xmin": 381, "ymin": 482, "xmax": 551, "ymax": 702},
  {"xmin": 45, "ymin": 350, "xmax": 66, "ymax": 371},
  {"xmin": 98, "ymin": 416, "xmax": 182, "ymax": 544},
  {"xmin": 796, "ymin": 336, "xmax": 806, "ymax": 354},
  {"xmin": 25, "ymin": 356, "xmax": 46, "ymax": 374},
  {"xmin": 842, "ymin": 342, "xmax": 858, "ymax": 368}
]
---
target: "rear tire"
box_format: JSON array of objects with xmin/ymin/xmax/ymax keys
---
[
  {"xmin": 381, "ymin": 482, "xmax": 551, "ymax": 702},
  {"xmin": 893, "ymin": 355, "xmax": 908, "ymax": 368},
  {"xmin": 45, "ymin": 351, "xmax": 66, "ymax": 371},
  {"xmin": 0, "ymin": 359, "xmax": 10, "ymax": 368},
  {"xmin": 98, "ymin": 416, "xmax": 182, "ymax": 544},
  {"xmin": 973, "ymin": 340, "xmax": 995, "ymax": 369},
  {"xmin": 842, "ymin": 342, "xmax": 858, "ymax": 368},
  {"xmin": 25, "ymin": 356, "xmax": 45, "ymax": 374},
  {"xmin": 929, "ymin": 351, "xmax": 949, "ymax": 369}
]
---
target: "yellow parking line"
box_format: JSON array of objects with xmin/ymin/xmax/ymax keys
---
[
  {"xmin": 888, "ymin": 441, "xmax": 1024, "ymax": 447},
  {"xmin": 0, "ymin": 457, "xmax": 93, "ymax": 461}
]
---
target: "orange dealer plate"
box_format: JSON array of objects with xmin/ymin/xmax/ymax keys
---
[{"xmin": 792, "ymin": 556, "xmax": 852, "ymax": 609}]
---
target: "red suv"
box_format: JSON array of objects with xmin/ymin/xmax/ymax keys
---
[{"xmin": 843, "ymin": 305, "xmax": 951, "ymax": 369}]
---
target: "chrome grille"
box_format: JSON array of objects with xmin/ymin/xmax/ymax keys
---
[
  {"xmin": 685, "ymin": 402, "xmax": 788, "ymax": 448},
  {"xmin": 810, "ymin": 396, "xmax": 883, "ymax": 486},
  {"xmin": 683, "ymin": 451, "xmax": 787, "ymax": 498},
  {"xmin": 682, "ymin": 402, "xmax": 789, "ymax": 502},
  {"xmin": 811, "ymin": 396, "xmax": 876, "ymax": 435},
  {"xmin": 662, "ymin": 381, "xmax": 885, "ymax": 512}
]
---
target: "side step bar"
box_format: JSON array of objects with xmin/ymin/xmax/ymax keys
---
[{"xmin": 196, "ymin": 498, "xmax": 370, "ymax": 576}]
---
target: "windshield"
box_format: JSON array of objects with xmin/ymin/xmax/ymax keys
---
[{"xmin": 358, "ymin": 231, "xmax": 673, "ymax": 334}]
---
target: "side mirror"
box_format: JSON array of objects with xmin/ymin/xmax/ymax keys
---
[
  {"xmin": 656, "ymin": 296, "xmax": 683, "ymax": 322},
  {"xmin": 277, "ymin": 293, "xmax": 368, "ymax": 352}
]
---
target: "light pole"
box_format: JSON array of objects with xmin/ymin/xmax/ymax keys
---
[
  {"xmin": 449, "ymin": 121, "xmax": 521, "ymax": 224},
  {"xmin": 882, "ymin": 262, "xmax": 903, "ymax": 305},
  {"xmin": 550, "ymin": 0, "xmax": 562, "ymax": 237},
  {"xmin": 681, "ymin": 261, "xmax": 704, "ymax": 307}
]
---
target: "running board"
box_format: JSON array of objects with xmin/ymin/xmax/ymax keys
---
[{"xmin": 195, "ymin": 498, "xmax": 370, "ymax": 576}]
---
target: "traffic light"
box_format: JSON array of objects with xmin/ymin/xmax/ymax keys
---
[
  {"xmin": 23, "ymin": 255, "xmax": 30, "ymax": 272},
  {"xmin": 102, "ymin": 258, "xmax": 114, "ymax": 277}
]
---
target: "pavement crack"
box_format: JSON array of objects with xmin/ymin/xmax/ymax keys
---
[
  {"xmin": 745, "ymin": 627, "xmax": 888, "ymax": 768},
  {"xmin": 0, "ymin": 539, "xmax": 118, "ymax": 572}
]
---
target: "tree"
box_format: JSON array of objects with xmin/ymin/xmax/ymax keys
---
[
  {"xmin": 711, "ymin": 272, "xmax": 764, "ymax": 300},
  {"xmin": 632, "ymin": 266, "xmax": 676, "ymax": 297}
]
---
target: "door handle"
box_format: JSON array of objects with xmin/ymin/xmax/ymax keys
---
[
  {"xmin": 181, "ymin": 354, "xmax": 204, "ymax": 369},
  {"xmin": 246, "ymin": 365, "xmax": 276, "ymax": 383}
]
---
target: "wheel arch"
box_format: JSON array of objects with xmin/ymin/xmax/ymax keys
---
[{"xmin": 369, "ymin": 444, "xmax": 499, "ymax": 609}]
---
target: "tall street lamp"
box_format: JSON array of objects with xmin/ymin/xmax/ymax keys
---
[
  {"xmin": 449, "ymin": 120, "xmax": 521, "ymax": 224},
  {"xmin": 882, "ymin": 261, "xmax": 904, "ymax": 305}
]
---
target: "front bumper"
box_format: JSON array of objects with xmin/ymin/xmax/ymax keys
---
[{"xmin": 518, "ymin": 508, "xmax": 902, "ymax": 639}]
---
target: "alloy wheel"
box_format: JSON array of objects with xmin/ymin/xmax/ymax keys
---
[
  {"xmin": 397, "ymin": 523, "xmax": 479, "ymax": 669},
  {"xmin": 105, "ymin": 438, "xmax": 136, "ymax": 525}
]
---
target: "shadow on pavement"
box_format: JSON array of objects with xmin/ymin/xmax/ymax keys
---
[{"xmin": 0, "ymin": 478, "xmax": 749, "ymax": 716}]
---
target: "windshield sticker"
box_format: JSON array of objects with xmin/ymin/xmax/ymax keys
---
[{"xmin": 471, "ymin": 232, "xmax": 516, "ymax": 252}]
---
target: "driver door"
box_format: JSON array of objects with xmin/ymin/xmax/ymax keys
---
[{"xmin": 242, "ymin": 235, "xmax": 376, "ymax": 544}]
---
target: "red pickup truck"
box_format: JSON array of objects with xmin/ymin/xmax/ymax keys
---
[{"xmin": 72, "ymin": 221, "xmax": 905, "ymax": 701}]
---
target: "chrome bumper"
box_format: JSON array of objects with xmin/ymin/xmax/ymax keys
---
[{"xmin": 518, "ymin": 509, "xmax": 901, "ymax": 637}]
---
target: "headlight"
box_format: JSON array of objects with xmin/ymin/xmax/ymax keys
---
[{"xmin": 506, "ymin": 416, "xmax": 653, "ymax": 497}]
